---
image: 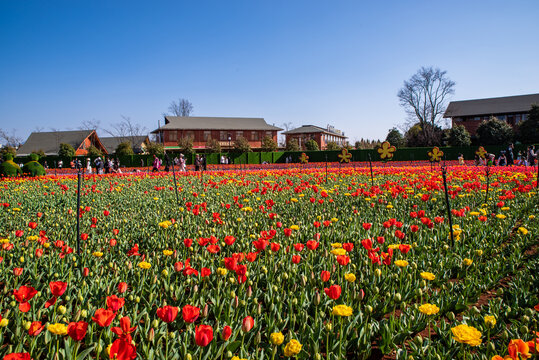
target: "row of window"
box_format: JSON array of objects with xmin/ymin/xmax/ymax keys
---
[
  {"xmin": 455, "ymin": 113, "xmax": 528, "ymax": 124},
  {"xmin": 167, "ymin": 130, "xmax": 273, "ymax": 142}
]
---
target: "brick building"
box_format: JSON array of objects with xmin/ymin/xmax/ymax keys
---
[
  {"xmin": 282, "ymin": 125, "xmax": 348, "ymax": 150},
  {"xmin": 444, "ymin": 93, "xmax": 539, "ymax": 136},
  {"xmin": 152, "ymin": 116, "xmax": 282, "ymax": 151}
]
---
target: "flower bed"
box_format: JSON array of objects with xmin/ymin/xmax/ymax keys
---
[{"xmin": 0, "ymin": 165, "xmax": 537, "ymax": 359}]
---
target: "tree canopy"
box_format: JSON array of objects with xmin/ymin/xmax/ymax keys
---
[
  {"xmin": 476, "ymin": 117, "xmax": 514, "ymax": 145},
  {"xmin": 518, "ymin": 104, "xmax": 539, "ymax": 144}
]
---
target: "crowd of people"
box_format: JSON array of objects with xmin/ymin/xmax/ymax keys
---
[{"xmin": 472, "ymin": 144, "xmax": 537, "ymax": 166}]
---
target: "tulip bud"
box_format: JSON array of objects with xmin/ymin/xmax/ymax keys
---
[
  {"xmin": 148, "ymin": 328, "xmax": 155, "ymax": 342},
  {"xmin": 521, "ymin": 315, "xmax": 530, "ymax": 324},
  {"xmin": 519, "ymin": 325, "xmax": 529, "ymax": 334},
  {"xmin": 314, "ymin": 292, "xmax": 321, "ymax": 306},
  {"xmin": 365, "ymin": 305, "xmax": 373, "ymax": 314},
  {"xmin": 233, "ymin": 296, "xmax": 239, "ymax": 308},
  {"xmin": 151, "ymin": 319, "xmax": 159, "ymax": 328},
  {"xmin": 247, "ymin": 286, "xmax": 252, "ymax": 298},
  {"xmin": 202, "ymin": 304, "xmax": 209, "ymax": 318},
  {"xmin": 496, "ymin": 288, "xmax": 504, "ymax": 296},
  {"xmin": 393, "ymin": 293, "xmax": 402, "ymax": 303},
  {"xmin": 58, "ymin": 305, "xmax": 67, "ymax": 315},
  {"xmin": 374, "ymin": 268, "xmax": 381, "ymax": 277},
  {"xmin": 447, "ymin": 311, "xmax": 455, "ymax": 321},
  {"xmin": 325, "ymin": 322, "xmax": 332, "ymax": 331},
  {"xmin": 487, "ymin": 342, "xmax": 496, "ymax": 353},
  {"xmin": 414, "ymin": 335, "xmax": 423, "ymax": 346}
]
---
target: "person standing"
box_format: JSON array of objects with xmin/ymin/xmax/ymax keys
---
[
  {"xmin": 458, "ymin": 154, "xmax": 464, "ymax": 165},
  {"xmin": 179, "ymin": 154, "xmax": 186, "ymax": 171},
  {"xmin": 194, "ymin": 154, "xmax": 201, "ymax": 171},
  {"xmin": 201, "ymin": 155, "xmax": 207, "ymax": 171},
  {"xmin": 506, "ymin": 143, "xmax": 514, "ymax": 166},
  {"xmin": 86, "ymin": 158, "xmax": 92, "ymax": 174},
  {"xmin": 528, "ymin": 145, "xmax": 537, "ymax": 166},
  {"xmin": 152, "ymin": 154, "xmax": 161, "ymax": 172}
]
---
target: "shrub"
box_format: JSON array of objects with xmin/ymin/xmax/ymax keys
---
[
  {"xmin": 58, "ymin": 143, "xmax": 75, "ymax": 157},
  {"xmin": 261, "ymin": 136, "xmax": 278, "ymax": 152},
  {"xmin": 476, "ymin": 117, "xmax": 514, "ymax": 145},
  {"xmin": 115, "ymin": 142, "xmax": 134, "ymax": 156},
  {"xmin": 448, "ymin": 125, "xmax": 471, "ymax": 147},
  {"xmin": 304, "ymin": 139, "xmax": 319, "ymax": 151},
  {"xmin": 517, "ymin": 104, "xmax": 539, "ymax": 144},
  {"xmin": 233, "ymin": 136, "xmax": 252, "ymax": 152},
  {"xmin": 285, "ymin": 139, "xmax": 300, "ymax": 151}
]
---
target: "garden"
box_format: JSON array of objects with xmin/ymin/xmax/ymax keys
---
[{"xmin": 0, "ymin": 164, "xmax": 537, "ymax": 360}]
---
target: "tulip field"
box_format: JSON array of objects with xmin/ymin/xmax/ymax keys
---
[{"xmin": 0, "ymin": 164, "xmax": 538, "ymax": 360}]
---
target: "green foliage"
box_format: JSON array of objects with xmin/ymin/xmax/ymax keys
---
[
  {"xmin": 518, "ymin": 104, "xmax": 539, "ymax": 144},
  {"xmin": 304, "ymin": 139, "xmax": 319, "ymax": 151},
  {"xmin": 261, "ymin": 136, "xmax": 278, "ymax": 152},
  {"xmin": 30, "ymin": 153, "xmax": 39, "ymax": 162},
  {"xmin": 87, "ymin": 145, "xmax": 102, "ymax": 157},
  {"xmin": 177, "ymin": 137, "xmax": 194, "ymax": 155},
  {"xmin": 22, "ymin": 161, "xmax": 46, "ymax": 177},
  {"xmin": 449, "ymin": 125, "xmax": 471, "ymax": 146},
  {"xmin": 233, "ymin": 136, "xmax": 252, "ymax": 152},
  {"xmin": 31, "ymin": 149, "xmax": 46, "ymax": 158},
  {"xmin": 285, "ymin": 138, "xmax": 300, "ymax": 151},
  {"xmin": 115, "ymin": 142, "xmax": 134, "ymax": 156},
  {"xmin": 325, "ymin": 141, "xmax": 340, "ymax": 151},
  {"xmin": 1, "ymin": 146, "xmax": 17, "ymax": 159},
  {"xmin": 205, "ymin": 138, "xmax": 221, "ymax": 153},
  {"xmin": 476, "ymin": 117, "xmax": 514, "ymax": 145},
  {"xmin": 405, "ymin": 123, "xmax": 443, "ymax": 147},
  {"xmin": 146, "ymin": 142, "xmax": 164, "ymax": 156},
  {"xmin": 385, "ymin": 128, "xmax": 405, "ymax": 147},
  {"xmin": 0, "ymin": 158, "xmax": 22, "ymax": 177},
  {"xmin": 58, "ymin": 143, "xmax": 75, "ymax": 157}
]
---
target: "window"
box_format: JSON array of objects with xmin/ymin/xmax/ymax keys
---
[
  {"xmin": 169, "ymin": 131, "xmax": 177, "ymax": 141},
  {"xmin": 185, "ymin": 131, "xmax": 194, "ymax": 140},
  {"xmin": 236, "ymin": 131, "xmax": 243, "ymax": 139},
  {"xmin": 220, "ymin": 131, "xmax": 227, "ymax": 141},
  {"xmin": 474, "ymin": 117, "xmax": 480, "ymax": 121},
  {"xmin": 498, "ymin": 115, "xmax": 506, "ymax": 121},
  {"xmin": 251, "ymin": 131, "xmax": 259, "ymax": 140},
  {"xmin": 522, "ymin": 114, "xmax": 527, "ymax": 122},
  {"xmin": 204, "ymin": 131, "xmax": 211, "ymax": 141},
  {"xmin": 265, "ymin": 131, "xmax": 272, "ymax": 138}
]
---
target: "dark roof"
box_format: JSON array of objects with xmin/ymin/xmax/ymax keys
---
[
  {"xmin": 17, "ymin": 130, "xmax": 95, "ymax": 156},
  {"xmin": 99, "ymin": 136, "xmax": 149, "ymax": 152},
  {"xmin": 282, "ymin": 125, "xmax": 348, "ymax": 138},
  {"xmin": 151, "ymin": 116, "xmax": 282, "ymax": 133},
  {"xmin": 444, "ymin": 93, "xmax": 539, "ymax": 118}
]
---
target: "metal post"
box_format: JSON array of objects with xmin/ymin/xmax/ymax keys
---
[
  {"xmin": 484, "ymin": 165, "xmax": 490, "ymax": 204},
  {"xmin": 167, "ymin": 154, "xmax": 180, "ymax": 208},
  {"xmin": 368, "ymin": 153, "xmax": 374, "ymax": 187},
  {"xmin": 76, "ymin": 165, "xmax": 82, "ymax": 254},
  {"xmin": 325, "ymin": 154, "xmax": 328, "ymax": 183},
  {"xmin": 536, "ymin": 161, "xmax": 539, "ymax": 189},
  {"xmin": 441, "ymin": 164, "xmax": 454, "ymax": 247}
]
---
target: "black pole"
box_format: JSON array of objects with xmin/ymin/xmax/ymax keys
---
[
  {"xmin": 441, "ymin": 164, "xmax": 454, "ymax": 247},
  {"xmin": 368, "ymin": 153, "xmax": 374, "ymax": 187},
  {"xmin": 76, "ymin": 164, "xmax": 82, "ymax": 254},
  {"xmin": 536, "ymin": 161, "xmax": 539, "ymax": 189},
  {"xmin": 325, "ymin": 154, "xmax": 328, "ymax": 183},
  {"xmin": 167, "ymin": 154, "xmax": 180, "ymax": 208},
  {"xmin": 484, "ymin": 164, "xmax": 490, "ymax": 204}
]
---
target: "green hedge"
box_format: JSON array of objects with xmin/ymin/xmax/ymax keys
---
[{"xmin": 12, "ymin": 144, "xmax": 535, "ymax": 167}]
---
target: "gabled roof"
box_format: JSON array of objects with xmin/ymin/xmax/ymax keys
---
[
  {"xmin": 17, "ymin": 130, "xmax": 95, "ymax": 156},
  {"xmin": 282, "ymin": 125, "xmax": 348, "ymax": 138},
  {"xmin": 444, "ymin": 93, "xmax": 539, "ymax": 118},
  {"xmin": 99, "ymin": 136, "xmax": 149, "ymax": 153},
  {"xmin": 151, "ymin": 116, "xmax": 282, "ymax": 133}
]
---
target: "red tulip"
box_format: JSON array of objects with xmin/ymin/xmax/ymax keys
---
[
  {"xmin": 111, "ymin": 316, "xmax": 137, "ymax": 341},
  {"xmin": 92, "ymin": 308, "xmax": 116, "ymax": 327},
  {"xmin": 270, "ymin": 242, "xmax": 280, "ymax": 252},
  {"xmin": 182, "ymin": 304, "xmax": 200, "ymax": 323},
  {"xmin": 3, "ymin": 353, "xmax": 32, "ymax": 360},
  {"xmin": 83, "ymin": 267, "xmax": 89, "ymax": 277},
  {"xmin": 118, "ymin": 282, "xmax": 128, "ymax": 294},
  {"xmin": 13, "ymin": 286, "xmax": 37, "ymax": 313},
  {"xmin": 67, "ymin": 321, "xmax": 88, "ymax": 341},
  {"xmin": 336, "ymin": 255, "xmax": 350, "ymax": 266},
  {"xmin": 242, "ymin": 316, "xmax": 254, "ymax": 332},
  {"xmin": 283, "ymin": 228, "xmax": 292, "ymax": 237},
  {"xmin": 103, "ymin": 210, "xmax": 110, "ymax": 216},
  {"xmin": 50, "ymin": 281, "xmax": 67, "ymax": 297},
  {"xmin": 222, "ymin": 325, "xmax": 232, "ymax": 340},
  {"xmin": 110, "ymin": 338, "xmax": 137, "ymax": 360},
  {"xmin": 28, "ymin": 222, "xmax": 37, "ymax": 229},
  {"xmin": 13, "ymin": 268, "xmax": 23, "ymax": 277},
  {"xmin": 342, "ymin": 243, "xmax": 354, "ymax": 252},
  {"xmin": 201, "ymin": 267, "xmax": 211, "ymax": 277},
  {"xmin": 306, "ymin": 240, "xmax": 319, "ymax": 250},
  {"xmin": 28, "ymin": 321, "xmax": 45, "ymax": 336},
  {"xmin": 156, "ymin": 306, "xmax": 179, "ymax": 323},
  {"xmin": 292, "ymin": 255, "xmax": 301, "ymax": 264},
  {"xmin": 195, "ymin": 324, "xmax": 214, "ymax": 347},
  {"xmin": 320, "ymin": 270, "xmax": 331, "ymax": 282},
  {"xmin": 324, "ymin": 285, "xmax": 341, "ymax": 300},
  {"xmin": 106, "ymin": 295, "xmax": 125, "ymax": 312},
  {"xmin": 15, "ymin": 230, "xmax": 24, "ymax": 237}
]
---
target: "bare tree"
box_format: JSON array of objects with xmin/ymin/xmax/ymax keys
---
[
  {"xmin": 104, "ymin": 115, "xmax": 148, "ymax": 147},
  {"xmin": 398, "ymin": 66, "xmax": 455, "ymax": 140},
  {"xmin": 79, "ymin": 119, "xmax": 101, "ymax": 131},
  {"xmin": 0, "ymin": 128, "xmax": 24, "ymax": 148},
  {"xmin": 167, "ymin": 98, "xmax": 193, "ymax": 117},
  {"xmin": 281, "ymin": 122, "xmax": 294, "ymax": 131}
]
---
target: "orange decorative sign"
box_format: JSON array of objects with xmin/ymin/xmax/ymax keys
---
[
  {"xmin": 338, "ymin": 148, "xmax": 352, "ymax": 163},
  {"xmin": 299, "ymin": 153, "xmax": 309, "ymax": 164},
  {"xmin": 428, "ymin": 147, "xmax": 444, "ymax": 162}
]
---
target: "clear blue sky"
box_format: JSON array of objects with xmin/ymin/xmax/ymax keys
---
[{"xmin": 1, "ymin": 0, "xmax": 538, "ymax": 144}]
